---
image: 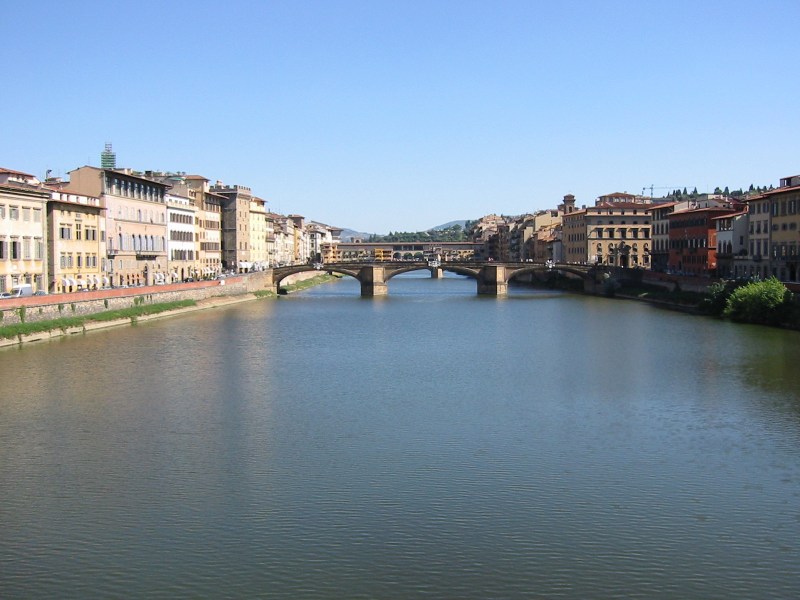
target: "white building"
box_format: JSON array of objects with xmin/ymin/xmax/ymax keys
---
[{"xmin": 166, "ymin": 191, "xmax": 197, "ymax": 282}]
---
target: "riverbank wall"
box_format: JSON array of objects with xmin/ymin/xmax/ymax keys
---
[{"xmin": 0, "ymin": 269, "xmax": 323, "ymax": 328}]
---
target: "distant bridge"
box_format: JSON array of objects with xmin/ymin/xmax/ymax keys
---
[{"xmin": 271, "ymin": 261, "xmax": 609, "ymax": 297}]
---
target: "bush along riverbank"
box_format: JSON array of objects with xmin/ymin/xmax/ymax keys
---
[
  {"xmin": 523, "ymin": 272, "xmax": 800, "ymax": 330},
  {"xmin": 616, "ymin": 276, "xmax": 800, "ymax": 329}
]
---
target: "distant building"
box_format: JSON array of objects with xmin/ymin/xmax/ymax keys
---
[
  {"xmin": 100, "ymin": 143, "xmax": 116, "ymax": 169},
  {"xmin": 563, "ymin": 200, "xmax": 652, "ymax": 267},
  {"xmin": 212, "ymin": 182, "xmax": 253, "ymax": 272},
  {"xmin": 667, "ymin": 206, "xmax": 737, "ymax": 277},
  {"xmin": 745, "ymin": 175, "xmax": 800, "ymax": 283}
]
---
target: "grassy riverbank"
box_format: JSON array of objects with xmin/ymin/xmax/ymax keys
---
[
  {"xmin": 0, "ymin": 273, "xmax": 341, "ymax": 346},
  {"xmin": 0, "ymin": 300, "xmax": 198, "ymax": 341}
]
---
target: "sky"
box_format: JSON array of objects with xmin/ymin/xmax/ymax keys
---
[{"xmin": 2, "ymin": 0, "xmax": 798, "ymax": 234}]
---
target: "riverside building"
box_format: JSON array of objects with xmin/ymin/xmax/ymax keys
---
[
  {"xmin": 68, "ymin": 166, "xmax": 169, "ymax": 287},
  {"xmin": 0, "ymin": 168, "xmax": 48, "ymax": 293}
]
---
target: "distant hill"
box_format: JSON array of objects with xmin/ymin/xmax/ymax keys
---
[
  {"xmin": 340, "ymin": 228, "xmax": 375, "ymax": 241},
  {"xmin": 340, "ymin": 220, "xmax": 471, "ymax": 241},
  {"xmin": 431, "ymin": 220, "xmax": 469, "ymax": 231}
]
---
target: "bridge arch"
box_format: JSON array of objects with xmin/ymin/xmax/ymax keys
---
[
  {"xmin": 381, "ymin": 264, "xmax": 481, "ymax": 282},
  {"xmin": 506, "ymin": 265, "xmax": 592, "ymax": 282},
  {"xmin": 272, "ymin": 264, "xmax": 361, "ymax": 290}
]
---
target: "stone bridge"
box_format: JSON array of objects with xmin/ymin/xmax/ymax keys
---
[{"xmin": 271, "ymin": 261, "xmax": 608, "ymax": 297}]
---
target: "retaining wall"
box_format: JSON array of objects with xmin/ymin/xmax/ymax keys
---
[{"xmin": 0, "ymin": 270, "xmax": 277, "ymax": 326}]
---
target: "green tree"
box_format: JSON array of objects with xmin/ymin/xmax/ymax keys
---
[
  {"xmin": 723, "ymin": 277, "xmax": 790, "ymax": 325},
  {"xmin": 703, "ymin": 281, "xmax": 736, "ymax": 316}
]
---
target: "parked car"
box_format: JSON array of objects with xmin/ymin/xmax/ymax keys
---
[
  {"xmin": 0, "ymin": 292, "xmax": 11, "ymax": 299},
  {"xmin": 33, "ymin": 290, "xmax": 48, "ymax": 296}
]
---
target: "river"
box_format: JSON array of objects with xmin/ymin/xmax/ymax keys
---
[{"xmin": 1, "ymin": 272, "xmax": 799, "ymax": 599}]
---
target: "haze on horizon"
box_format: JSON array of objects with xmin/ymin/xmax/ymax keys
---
[{"xmin": 2, "ymin": 0, "xmax": 798, "ymax": 234}]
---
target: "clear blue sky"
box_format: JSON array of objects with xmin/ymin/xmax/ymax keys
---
[{"xmin": 2, "ymin": 0, "xmax": 798, "ymax": 234}]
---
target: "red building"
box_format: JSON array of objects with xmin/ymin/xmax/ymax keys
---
[{"xmin": 667, "ymin": 206, "xmax": 737, "ymax": 276}]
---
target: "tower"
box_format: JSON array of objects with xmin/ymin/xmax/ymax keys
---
[{"xmin": 100, "ymin": 143, "xmax": 116, "ymax": 169}]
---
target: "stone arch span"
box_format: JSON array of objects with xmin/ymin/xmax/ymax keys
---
[
  {"xmin": 382, "ymin": 264, "xmax": 481, "ymax": 282},
  {"xmin": 272, "ymin": 264, "xmax": 361, "ymax": 289},
  {"xmin": 506, "ymin": 265, "xmax": 591, "ymax": 282}
]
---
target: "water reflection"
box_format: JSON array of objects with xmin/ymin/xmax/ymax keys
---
[{"xmin": 2, "ymin": 278, "xmax": 800, "ymax": 599}]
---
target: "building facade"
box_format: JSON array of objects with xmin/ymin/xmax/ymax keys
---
[
  {"xmin": 47, "ymin": 187, "xmax": 104, "ymax": 292},
  {"xmin": 667, "ymin": 207, "xmax": 735, "ymax": 277},
  {"xmin": 762, "ymin": 175, "xmax": 800, "ymax": 283},
  {"xmin": 213, "ymin": 183, "xmax": 253, "ymax": 272},
  {"xmin": 166, "ymin": 191, "xmax": 197, "ymax": 283},
  {"xmin": 0, "ymin": 169, "xmax": 48, "ymax": 293},
  {"xmin": 69, "ymin": 166, "xmax": 169, "ymax": 287}
]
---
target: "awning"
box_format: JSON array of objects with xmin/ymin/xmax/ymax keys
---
[
  {"xmin": 76, "ymin": 279, "xmax": 86, "ymax": 288},
  {"xmin": 66, "ymin": 278, "xmax": 76, "ymax": 287},
  {"xmin": 61, "ymin": 278, "xmax": 70, "ymax": 286},
  {"xmin": 102, "ymin": 277, "xmax": 110, "ymax": 286}
]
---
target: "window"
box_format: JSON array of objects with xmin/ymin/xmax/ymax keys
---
[
  {"xmin": 33, "ymin": 208, "xmax": 41, "ymax": 222},
  {"xmin": 23, "ymin": 238, "xmax": 31, "ymax": 259},
  {"xmin": 75, "ymin": 224, "xmax": 82, "ymax": 240},
  {"xmin": 59, "ymin": 226, "xmax": 72, "ymax": 240},
  {"xmin": 22, "ymin": 207, "xmax": 31, "ymax": 221},
  {"xmin": 10, "ymin": 206, "xmax": 19, "ymax": 220},
  {"xmin": 0, "ymin": 205, "xmax": 4, "ymax": 219}
]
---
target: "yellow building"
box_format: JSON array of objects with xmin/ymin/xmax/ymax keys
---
[
  {"xmin": 763, "ymin": 175, "xmax": 800, "ymax": 282},
  {"xmin": 564, "ymin": 201, "xmax": 652, "ymax": 267},
  {"xmin": 47, "ymin": 187, "xmax": 105, "ymax": 292}
]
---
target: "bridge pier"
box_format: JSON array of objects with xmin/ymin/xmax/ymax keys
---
[
  {"xmin": 476, "ymin": 264, "xmax": 508, "ymax": 296},
  {"xmin": 430, "ymin": 267, "xmax": 443, "ymax": 279},
  {"xmin": 359, "ymin": 265, "xmax": 388, "ymax": 297}
]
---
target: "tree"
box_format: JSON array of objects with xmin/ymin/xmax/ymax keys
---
[{"xmin": 724, "ymin": 277, "xmax": 791, "ymax": 325}]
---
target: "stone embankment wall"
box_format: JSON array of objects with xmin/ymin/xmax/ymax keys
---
[{"xmin": 0, "ymin": 270, "xmax": 316, "ymax": 326}]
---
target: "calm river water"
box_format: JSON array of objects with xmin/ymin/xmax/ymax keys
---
[{"xmin": 1, "ymin": 273, "xmax": 800, "ymax": 599}]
